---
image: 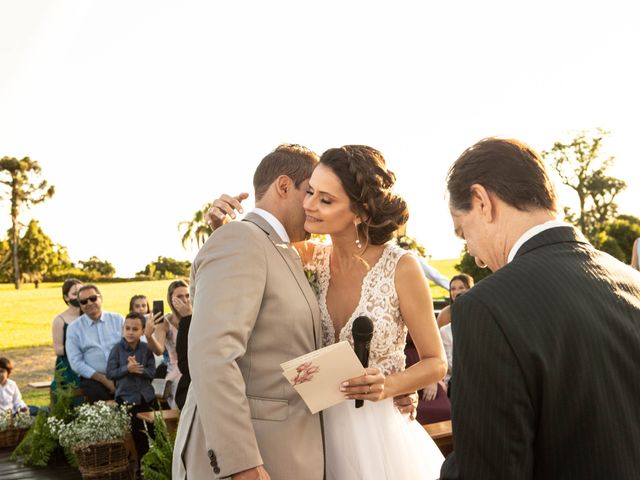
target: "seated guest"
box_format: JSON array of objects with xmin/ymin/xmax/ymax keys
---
[
  {"xmin": 0, "ymin": 357, "xmax": 29, "ymax": 414},
  {"xmin": 405, "ymin": 335, "xmax": 451, "ymax": 425},
  {"xmin": 51, "ymin": 278, "xmax": 83, "ymax": 400},
  {"xmin": 66, "ymin": 284, "xmax": 124, "ymax": 402},
  {"xmin": 405, "ymin": 274, "xmax": 474, "ymax": 423},
  {"xmin": 437, "ymin": 274, "xmax": 474, "ymax": 390},
  {"xmin": 107, "ymin": 312, "xmax": 156, "ymax": 461},
  {"xmin": 436, "ymin": 274, "xmax": 474, "ymax": 328},
  {"xmin": 145, "ymin": 280, "xmax": 190, "ymax": 408}
]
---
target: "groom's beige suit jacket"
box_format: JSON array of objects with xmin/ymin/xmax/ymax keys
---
[{"xmin": 172, "ymin": 212, "xmax": 324, "ymax": 480}]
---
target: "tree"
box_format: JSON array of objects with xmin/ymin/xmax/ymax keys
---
[
  {"xmin": 0, "ymin": 237, "xmax": 11, "ymax": 282},
  {"xmin": 594, "ymin": 215, "xmax": 640, "ymax": 263},
  {"xmin": 17, "ymin": 220, "xmax": 73, "ymax": 284},
  {"xmin": 79, "ymin": 256, "xmax": 116, "ymax": 277},
  {"xmin": 542, "ymin": 129, "xmax": 626, "ymax": 242},
  {"xmin": 455, "ymin": 245, "xmax": 492, "ymax": 282},
  {"xmin": 137, "ymin": 256, "xmax": 191, "ymax": 279},
  {"xmin": 179, "ymin": 203, "xmax": 213, "ymax": 249},
  {"xmin": 0, "ymin": 156, "xmax": 55, "ymax": 288},
  {"xmin": 396, "ymin": 234, "xmax": 428, "ymax": 257}
]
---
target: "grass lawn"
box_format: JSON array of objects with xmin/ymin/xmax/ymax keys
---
[
  {"xmin": 1, "ymin": 258, "xmax": 460, "ymax": 406},
  {"xmin": 429, "ymin": 258, "xmax": 460, "ymax": 299},
  {"xmin": 1, "ymin": 280, "xmax": 175, "ymax": 406},
  {"xmin": 0, "ymin": 280, "xmax": 175, "ymax": 350}
]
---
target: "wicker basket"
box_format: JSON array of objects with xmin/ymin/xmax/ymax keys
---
[
  {"xmin": 73, "ymin": 438, "xmax": 131, "ymax": 480},
  {"xmin": 0, "ymin": 426, "xmax": 29, "ymax": 449}
]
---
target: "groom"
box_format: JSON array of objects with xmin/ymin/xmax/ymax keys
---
[
  {"xmin": 441, "ymin": 138, "xmax": 640, "ymax": 478},
  {"xmin": 172, "ymin": 145, "xmax": 324, "ymax": 479}
]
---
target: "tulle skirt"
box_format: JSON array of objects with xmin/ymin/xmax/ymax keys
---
[{"xmin": 324, "ymin": 398, "xmax": 444, "ymax": 480}]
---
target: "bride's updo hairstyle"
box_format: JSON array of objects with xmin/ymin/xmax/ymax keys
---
[{"xmin": 319, "ymin": 145, "xmax": 409, "ymax": 246}]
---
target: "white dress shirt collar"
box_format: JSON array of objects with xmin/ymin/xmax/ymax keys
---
[
  {"xmin": 507, "ymin": 220, "xmax": 573, "ymax": 263},
  {"xmin": 252, "ymin": 208, "xmax": 290, "ymax": 243}
]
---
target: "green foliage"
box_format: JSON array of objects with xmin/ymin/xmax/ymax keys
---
[
  {"xmin": 20, "ymin": 221, "xmax": 73, "ymax": 281},
  {"xmin": 396, "ymin": 234, "xmax": 428, "ymax": 258},
  {"xmin": 0, "ymin": 409, "xmax": 34, "ymax": 430},
  {"xmin": 141, "ymin": 412, "xmax": 176, "ymax": 480},
  {"xmin": 454, "ymin": 245, "xmax": 492, "ymax": 282},
  {"xmin": 79, "ymin": 256, "xmax": 116, "ymax": 277},
  {"xmin": 11, "ymin": 368, "xmax": 78, "ymax": 467},
  {"xmin": 137, "ymin": 256, "xmax": 191, "ymax": 279},
  {"xmin": 0, "ymin": 237, "xmax": 10, "ymax": 279},
  {"xmin": 0, "ymin": 156, "xmax": 55, "ymax": 289},
  {"xmin": 48, "ymin": 401, "xmax": 130, "ymax": 450},
  {"xmin": 179, "ymin": 202, "xmax": 213, "ymax": 248},
  {"xmin": 542, "ymin": 129, "xmax": 626, "ymax": 243},
  {"xmin": 10, "ymin": 410, "xmax": 58, "ymax": 467},
  {"xmin": 593, "ymin": 215, "xmax": 640, "ymax": 262},
  {"xmin": 0, "ymin": 222, "xmax": 73, "ymax": 283}
]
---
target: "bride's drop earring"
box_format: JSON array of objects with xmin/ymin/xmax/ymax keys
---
[{"xmin": 355, "ymin": 223, "xmax": 362, "ymax": 249}]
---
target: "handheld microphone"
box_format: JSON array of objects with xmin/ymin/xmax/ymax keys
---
[{"xmin": 352, "ymin": 315, "xmax": 374, "ymax": 408}]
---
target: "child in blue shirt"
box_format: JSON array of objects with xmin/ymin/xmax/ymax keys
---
[{"xmin": 107, "ymin": 312, "xmax": 156, "ymax": 461}]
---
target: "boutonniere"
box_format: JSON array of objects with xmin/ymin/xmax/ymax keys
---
[{"xmin": 303, "ymin": 262, "xmax": 320, "ymax": 295}]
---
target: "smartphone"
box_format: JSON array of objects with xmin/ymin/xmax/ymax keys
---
[{"xmin": 152, "ymin": 300, "xmax": 164, "ymax": 323}]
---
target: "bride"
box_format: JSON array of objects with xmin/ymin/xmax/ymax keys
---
[{"xmin": 211, "ymin": 145, "xmax": 446, "ymax": 479}]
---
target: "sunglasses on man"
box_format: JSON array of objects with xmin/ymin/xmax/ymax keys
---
[{"xmin": 79, "ymin": 295, "xmax": 100, "ymax": 305}]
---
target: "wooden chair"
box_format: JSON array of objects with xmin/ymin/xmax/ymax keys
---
[{"xmin": 136, "ymin": 409, "xmax": 180, "ymax": 437}]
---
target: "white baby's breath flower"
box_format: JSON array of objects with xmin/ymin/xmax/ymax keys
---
[
  {"xmin": 0, "ymin": 408, "xmax": 33, "ymax": 430},
  {"xmin": 49, "ymin": 401, "xmax": 131, "ymax": 450}
]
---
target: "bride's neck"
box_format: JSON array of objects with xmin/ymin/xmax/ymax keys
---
[{"xmin": 329, "ymin": 234, "xmax": 366, "ymax": 269}]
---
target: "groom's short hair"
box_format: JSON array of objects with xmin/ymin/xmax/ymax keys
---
[{"xmin": 253, "ymin": 144, "xmax": 319, "ymax": 200}]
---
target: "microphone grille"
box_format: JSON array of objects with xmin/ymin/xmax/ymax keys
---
[{"xmin": 352, "ymin": 315, "xmax": 374, "ymax": 337}]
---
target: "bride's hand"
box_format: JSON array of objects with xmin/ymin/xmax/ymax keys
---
[
  {"xmin": 341, "ymin": 367, "xmax": 385, "ymax": 402},
  {"xmin": 206, "ymin": 192, "xmax": 249, "ymax": 229}
]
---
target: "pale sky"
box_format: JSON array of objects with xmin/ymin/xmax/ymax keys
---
[{"xmin": 1, "ymin": 1, "xmax": 638, "ymax": 276}]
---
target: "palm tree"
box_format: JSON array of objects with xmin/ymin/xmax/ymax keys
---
[{"xmin": 178, "ymin": 202, "xmax": 213, "ymax": 249}]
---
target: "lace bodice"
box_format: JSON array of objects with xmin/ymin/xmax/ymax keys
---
[{"xmin": 311, "ymin": 243, "xmax": 409, "ymax": 376}]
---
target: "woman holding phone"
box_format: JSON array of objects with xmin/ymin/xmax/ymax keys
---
[{"xmin": 144, "ymin": 279, "xmax": 191, "ymax": 408}]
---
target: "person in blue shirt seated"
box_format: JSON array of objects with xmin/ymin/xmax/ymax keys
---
[
  {"xmin": 65, "ymin": 284, "xmax": 125, "ymax": 402},
  {"xmin": 107, "ymin": 311, "xmax": 156, "ymax": 461}
]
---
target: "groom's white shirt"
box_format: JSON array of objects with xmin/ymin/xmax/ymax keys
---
[{"xmin": 252, "ymin": 207, "xmax": 290, "ymax": 243}]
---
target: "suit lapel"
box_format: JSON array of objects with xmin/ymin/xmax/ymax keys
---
[{"xmin": 243, "ymin": 213, "xmax": 320, "ymax": 349}]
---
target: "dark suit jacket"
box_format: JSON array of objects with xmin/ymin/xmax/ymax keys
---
[{"xmin": 441, "ymin": 226, "xmax": 640, "ymax": 479}]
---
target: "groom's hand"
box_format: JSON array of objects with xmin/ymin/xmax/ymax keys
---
[
  {"xmin": 232, "ymin": 465, "xmax": 270, "ymax": 480},
  {"xmin": 394, "ymin": 392, "xmax": 419, "ymax": 420}
]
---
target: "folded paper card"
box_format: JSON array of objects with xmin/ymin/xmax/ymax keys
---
[{"xmin": 281, "ymin": 341, "xmax": 365, "ymax": 414}]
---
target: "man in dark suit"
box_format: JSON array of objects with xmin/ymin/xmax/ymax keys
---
[{"xmin": 440, "ymin": 138, "xmax": 640, "ymax": 479}]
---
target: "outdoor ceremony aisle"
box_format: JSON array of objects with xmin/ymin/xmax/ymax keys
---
[{"xmin": 0, "ymin": 448, "xmax": 81, "ymax": 479}]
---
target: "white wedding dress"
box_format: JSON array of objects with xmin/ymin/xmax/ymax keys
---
[{"xmin": 311, "ymin": 243, "xmax": 444, "ymax": 480}]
